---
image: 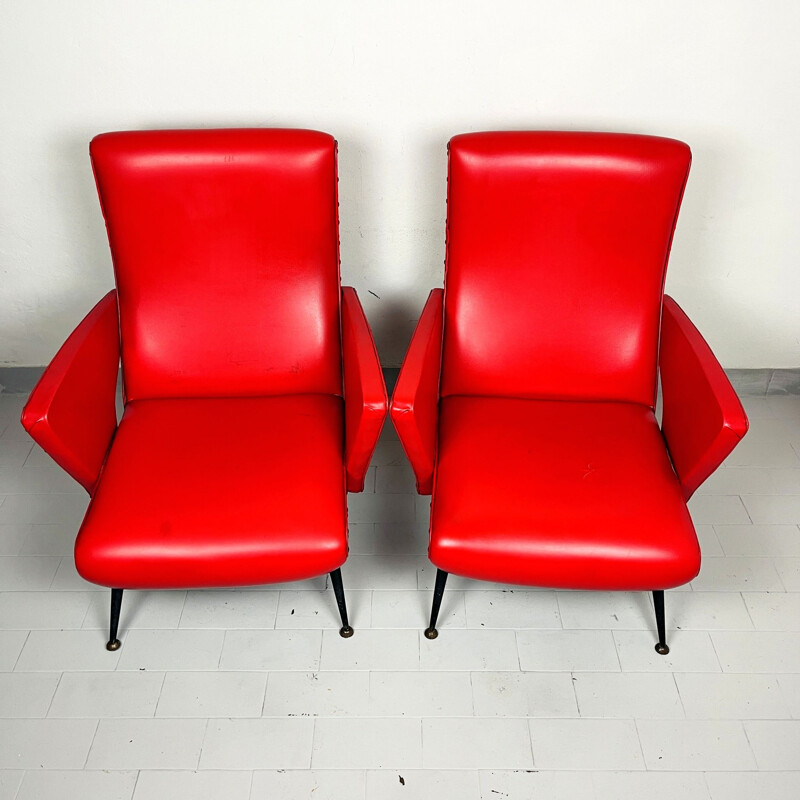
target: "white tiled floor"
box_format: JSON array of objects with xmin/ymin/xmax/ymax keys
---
[{"xmin": 1, "ymin": 390, "xmax": 799, "ymax": 798}]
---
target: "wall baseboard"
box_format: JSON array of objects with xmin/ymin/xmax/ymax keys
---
[
  {"xmin": 1, "ymin": 366, "xmax": 798, "ymax": 397},
  {"xmin": 0, "ymin": 367, "xmax": 50, "ymax": 395},
  {"xmin": 724, "ymin": 368, "xmax": 800, "ymax": 397}
]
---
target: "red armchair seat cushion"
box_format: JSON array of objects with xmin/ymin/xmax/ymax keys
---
[
  {"xmin": 430, "ymin": 397, "xmax": 700, "ymax": 590},
  {"xmin": 75, "ymin": 395, "xmax": 347, "ymax": 589}
]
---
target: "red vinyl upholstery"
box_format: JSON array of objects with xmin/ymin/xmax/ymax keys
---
[
  {"xmin": 442, "ymin": 132, "xmax": 690, "ymax": 406},
  {"xmin": 342, "ymin": 287, "xmax": 388, "ymax": 492},
  {"xmin": 20, "ymin": 290, "xmax": 120, "ymax": 493},
  {"xmin": 90, "ymin": 129, "xmax": 342, "ymax": 402},
  {"xmin": 660, "ymin": 296, "xmax": 749, "ymax": 500},
  {"xmin": 393, "ymin": 131, "xmax": 747, "ymax": 596},
  {"xmin": 22, "ymin": 128, "xmax": 386, "ymax": 595},
  {"xmin": 390, "ymin": 289, "xmax": 443, "ymax": 494},
  {"xmin": 431, "ymin": 397, "xmax": 698, "ymax": 590},
  {"xmin": 75, "ymin": 396, "xmax": 347, "ymax": 588}
]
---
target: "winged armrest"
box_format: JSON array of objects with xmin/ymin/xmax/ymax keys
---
[
  {"xmin": 659, "ymin": 295, "xmax": 749, "ymax": 500},
  {"xmin": 21, "ymin": 291, "xmax": 120, "ymax": 494},
  {"xmin": 341, "ymin": 287, "xmax": 388, "ymax": 492},
  {"xmin": 390, "ymin": 288, "xmax": 444, "ymax": 495}
]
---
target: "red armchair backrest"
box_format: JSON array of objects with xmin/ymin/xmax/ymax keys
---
[
  {"xmin": 441, "ymin": 131, "xmax": 691, "ymax": 407},
  {"xmin": 90, "ymin": 129, "xmax": 342, "ymax": 401}
]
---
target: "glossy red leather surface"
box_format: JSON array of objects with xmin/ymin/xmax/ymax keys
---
[
  {"xmin": 25, "ymin": 129, "xmax": 386, "ymax": 592},
  {"xmin": 21, "ymin": 291, "xmax": 120, "ymax": 492},
  {"xmin": 393, "ymin": 131, "xmax": 745, "ymax": 592},
  {"xmin": 430, "ymin": 397, "xmax": 700, "ymax": 590},
  {"xmin": 91, "ymin": 129, "xmax": 342, "ymax": 401},
  {"xmin": 441, "ymin": 131, "xmax": 691, "ymax": 405},
  {"xmin": 390, "ymin": 289, "xmax": 443, "ymax": 494},
  {"xmin": 660, "ymin": 296, "xmax": 748, "ymax": 500},
  {"xmin": 341, "ymin": 287, "xmax": 388, "ymax": 492},
  {"xmin": 75, "ymin": 395, "xmax": 347, "ymax": 588}
]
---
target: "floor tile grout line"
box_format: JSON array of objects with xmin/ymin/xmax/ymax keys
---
[
  {"xmin": 151, "ymin": 671, "xmax": 169, "ymax": 719},
  {"xmin": 194, "ymin": 716, "xmax": 211, "ymax": 770},
  {"xmin": 10, "ymin": 630, "xmax": 31, "ymax": 672},
  {"xmin": 175, "ymin": 590, "xmax": 191, "ymax": 630},
  {"xmin": 10, "ymin": 771, "xmax": 23, "ymax": 800},
  {"xmin": 738, "ymin": 719, "xmax": 759, "ymax": 770},
  {"xmin": 418, "ymin": 715, "xmax": 424, "ymax": 772},
  {"xmin": 570, "ymin": 670, "xmax": 582, "ymax": 716},
  {"xmin": 737, "ymin": 493, "xmax": 754, "ymax": 524},
  {"xmin": 670, "ymin": 672, "xmax": 688, "ymax": 719},
  {"xmin": 739, "ymin": 591, "xmax": 758, "ymax": 630},
  {"xmin": 18, "ymin": 444, "xmax": 35, "ymax": 469},
  {"xmin": 246, "ymin": 769, "xmax": 255, "ymax": 800},
  {"xmin": 706, "ymin": 631, "xmax": 725, "ymax": 673},
  {"xmin": 128, "ymin": 770, "xmax": 140, "ymax": 800},
  {"xmin": 526, "ymin": 716, "xmax": 537, "ymax": 769},
  {"xmin": 632, "ymin": 718, "xmax": 648, "ymax": 769},
  {"xmin": 554, "ymin": 591, "xmax": 567, "ymax": 631},
  {"xmin": 50, "ymin": 711, "xmax": 791, "ymax": 721},
  {"xmin": 258, "ymin": 670, "xmax": 270, "ymax": 717},
  {"xmin": 316, "ymin": 624, "xmax": 324, "ymax": 672},
  {"xmin": 775, "ymin": 675, "xmax": 799, "ymax": 721},
  {"xmin": 48, "ymin": 556, "xmax": 63, "ymax": 591},
  {"xmin": 80, "ymin": 718, "xmax": 101, "ymax": 769},
  {"xmin": 773, "ymin": 556, "xmax": 790, "ymax": 592},
  {"xmin": 214, "ymin": 629, "xmax": 227, "ymax": 671},
  {"xmin": 468, "ymin": 670, "xmax": 476, "ymax": 717},
  {"xmin": 309, "ymin": 715, "xmax": 317, "ymax": 769},
  {"xmin": 610, "ymin": 629, "xmax": 624, "ymax": 672},
  {"xmin": 41, "ymin": 669, "xmax": 64, "ymax": 718}
]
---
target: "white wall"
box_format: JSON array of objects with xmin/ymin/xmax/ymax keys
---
[{"xmin": 1, "ymin": 0, "xmax": 798, "ymax": 368}]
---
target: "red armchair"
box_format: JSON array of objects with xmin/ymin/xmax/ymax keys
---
[
  {"xmin": 22, "ymin": 129, "xmax": 386, "ymax": 649},
  {"xmin": 391, "ymin": 132, "xmax": 748, "ymax": 654}
]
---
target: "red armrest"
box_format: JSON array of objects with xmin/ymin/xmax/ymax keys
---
[
  {"xmin": 659, "ymin": 295, "xmax": 748, "ymax": 500},
  {"xmin": 341, "ymin": 287, "xmax": 387, "ymax": 492},
  {"xmin": 390, "ymin": 289, "xmax": 444, "ymax": 495},
  {"xmin": 21, "ymin": 291, "xmax": 120, "ymax": 493}
]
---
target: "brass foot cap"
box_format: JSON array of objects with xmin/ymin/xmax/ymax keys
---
[
  {"xmin": 424, "ymin": 627, "xmax": 439, "ymax": 640},
  {"xmin": 655, "ymin": 642, "xmax": 670, "ymax": 656},
  {"xmin": 339, "ymin": 626, "xmax": 354, "ymax": 638},
  {"xmin": 106, "ymin": 639, "xmax": 121, "ymax": 652}
]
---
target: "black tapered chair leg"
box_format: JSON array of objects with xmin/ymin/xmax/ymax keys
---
[
  {"xmin": 330, "ymin": 568, "xmax": 354, "ymax": 638},
  {"xmin": 425, "ymin": 569, "xmax": 449, "ymax": 640},
  {"xmin": 653, "ymin": 589, "xmax": 669, "ymax": 655},
  {"xmin": 107, "ymin": 588, "xmax": 123, "ymax": 651}
]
